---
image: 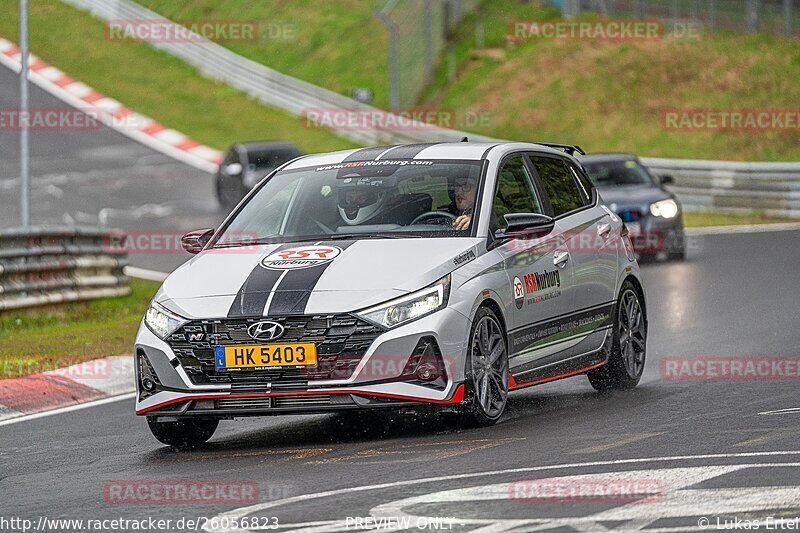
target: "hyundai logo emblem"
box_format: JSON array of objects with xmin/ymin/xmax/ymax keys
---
[{"xmin": 247, "ymin": 320, "xmax": 285, "ymax": 341}]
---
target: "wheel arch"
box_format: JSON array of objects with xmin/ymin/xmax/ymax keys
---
[
  {"xmin": 473, "ymin": 297, "xmax": 509, "ymax": 350},
  {"xmin": 621, "ymin": 274, "xmax": 647, "ymax": 328}
]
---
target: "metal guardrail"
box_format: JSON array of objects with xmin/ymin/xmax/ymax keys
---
[
  {"xmin": 641, "ymin": 158, "xmax": 800, "ymax": 217},
  {"xmin": 60, "ymin": 0, "xmax": 495, "ymax": 146},
  {"xmin": 0, "ymin": 227, "xmax": 130, "ymax": 311}
]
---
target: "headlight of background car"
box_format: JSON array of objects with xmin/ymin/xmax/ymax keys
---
[
  {"xmin": 649, "ymin": 199, "xmax": 679, "ymax": 218},
  {"xmin": 357, "ymin": 275, "xmax": 450, "ymax": 329},
  {"xmin": 144, "ymin": 302, "xmax": 188, "ymax": 339}
]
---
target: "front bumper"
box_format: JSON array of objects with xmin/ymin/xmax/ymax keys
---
[
  {"xmin": 134, "ymin": 307, "xmax": 470, "ymax": 417},
  {"xmin": 622, "ymin": 211, "xmax": 685, "ymax": 255}
]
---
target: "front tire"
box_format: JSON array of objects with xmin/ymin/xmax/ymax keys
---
[
  {"xmin": 461, "ymin": 307, "xmax": 509, "ymax": 427},
  {"xmin": 588, "ymin": 282, "xmax": 647, "ymax": 391},
  {"xmin": 147, "ymin": 417, "xmax": 219, "ymax": 448}
]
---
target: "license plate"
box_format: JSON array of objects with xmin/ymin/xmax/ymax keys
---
[{"xmin": 215, "ymin": 343, "xmax": 317, "ymax": 370}]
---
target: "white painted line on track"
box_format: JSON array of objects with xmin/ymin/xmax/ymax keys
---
[
  {"xmin": 759, "ymin": 407, "xmax": 800, "ymax": 416},
  {"xmin": 686, "ymin": 222, "xmax": 800, "ymax": 236},
  {"xmin": 206, "ymin": 451, "xmax": 800, "ymax": 532},
  {"xmin": 0, "ymin": 392, "xmax": 135, "ymax": 427}
]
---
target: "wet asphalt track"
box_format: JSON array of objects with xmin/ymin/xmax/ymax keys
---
[
  {"xmin": 0, "ymin": 64, "xmax": 223, "ymax": 272},
  {"xmin": 3, "ymin": 228, "xmax": 800, "ymax": 532},
  {"xmin": 2, "ymin": 61, "xmax": 800, "ymax": 532}
]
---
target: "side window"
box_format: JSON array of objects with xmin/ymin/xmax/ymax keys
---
[
  {"xmin": 493, "ymin": 157, "xmax": 544, "ymax": 230},
  {"xmin": 530, "ymin": 156, "xmax": 586, "ymax": 217},
  {"xmin": 569, "ymin": 164, "xmax": 595, "ymax": 204}
]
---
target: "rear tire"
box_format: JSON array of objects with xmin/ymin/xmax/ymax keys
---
[
  {"xmin": 461, "ymin": 307, "xmax": 509, "ymax": 427},
  {"xmin": 588, "ymin": 282, "xmax": 646, "ymax": 391},
  {"xmin": 147, "ymin": 417, "xmax": 219, "ymax": 448}
]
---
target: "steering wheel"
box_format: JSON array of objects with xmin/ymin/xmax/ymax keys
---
[{"xmin": 410, "ymin": 211, "xmax": 458, "ymax": 226}]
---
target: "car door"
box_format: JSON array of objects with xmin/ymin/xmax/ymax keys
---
[
  {"xmin": 528, "ymin": 154, "xmax": 618, "ymax": 353},
  {"xmin": 489, "ymin": 155, "xmax": 576, "ymax": 374}
]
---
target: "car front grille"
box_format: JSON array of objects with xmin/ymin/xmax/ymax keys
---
[{"xmin": 166, "ymin": 315, "xmax": 384, "ymax": 387}]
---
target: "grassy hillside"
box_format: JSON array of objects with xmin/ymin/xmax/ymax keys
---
[
  {"xmin": 424, "ymin": 2, "xmax": 800, "ymax": 161},
  {"xmin": 136, "ymin": 0, "xmax": 800, "ymax": 160},
  {"xmin": 0, "ymin": 0, "xmax": 355, "ymax": 154},
  {"xmin": 2, "ymin": 0, "xmax": 797, "ymax": 161},
  {"xmin": 136, "ymin": 0, "xmax": 390, "ymax": 106}
]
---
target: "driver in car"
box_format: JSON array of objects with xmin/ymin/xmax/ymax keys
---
[{"xmin": 451, "ymin": 175, "xmax": 478, "ymax": 231}]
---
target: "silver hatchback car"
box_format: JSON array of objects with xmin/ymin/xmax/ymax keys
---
[{"xmin": 135, "ymin": 142, "xmax": 647, "ymax": 446}]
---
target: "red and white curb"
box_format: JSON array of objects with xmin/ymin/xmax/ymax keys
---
[
  {"xmin": 0, "ymin": 355, "xmax": 135, "ymax": 424},
  {"xmin": 0, "ymin": 36, "xmax": 222, "ymax": 173}
]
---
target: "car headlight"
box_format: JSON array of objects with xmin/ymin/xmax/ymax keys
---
[
  {"xmin": 649, "ymin": 199, "xmax": 679, "ymax": 218},
  {"xmin": 144, "ymin": 302, "xmax": 188, "ymax": 339},
  {"xmin": 357, "ymin": 275, "xmax": 450, "ymax": 329}
]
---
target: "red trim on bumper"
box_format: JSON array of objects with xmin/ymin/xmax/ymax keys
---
[
  {"xmin": 509, "ymin": 361, "xmax": 606, "ymax": 391},
  {"xmin": 136, "ymin": 383, "xmax": 466, "ymax": 415}
]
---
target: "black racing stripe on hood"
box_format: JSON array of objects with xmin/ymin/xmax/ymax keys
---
[
  {"xmin": 266, "ymin": 241, "xmax": 356, "ymax": 316},
  {"xmin": 227, "ymin": 244, "xmax": 294, "ymax": 318},
  {"xmin": 342, "ymin": 146, "xmax": 397, "ymax": 162},
  {"xmin": 378, "ymin": 143, "xmax": 440, "ymax": 159}
]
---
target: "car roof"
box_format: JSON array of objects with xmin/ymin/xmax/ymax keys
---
[
  {"xmin": 234, "ymin": 141, "xmax": 303, "ymax": 153},
  {"xmin": 282, "ymin": 142, "xmax": 574, "ymax": 170},
  {"xmin": 579, "ymin": 153, "xmax": 639, "ymax": 163}
]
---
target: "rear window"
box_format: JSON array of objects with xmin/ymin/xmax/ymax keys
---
[{"xmin": 530, "ymin": 156, "xmax": 587, "ymax": 217}]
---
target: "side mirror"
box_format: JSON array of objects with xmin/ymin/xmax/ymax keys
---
[
  {"xmin": 181, "ymin": 228, "xmax": 215, "ymax": 254},
  {"xmin": 494, "ymin": 213, "xmax": 555, "ymax": 240},
  {"xmin": 224, "ymin": 163, "xmax": 243, "ymax": 176},
  {"xmin": 660, "ymin": 174, "xmax": 674, "ymax": 185}
]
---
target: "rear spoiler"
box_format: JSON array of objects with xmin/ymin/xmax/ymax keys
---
[{"xmin": 536, "ymin": 143, "xmax": 586, "ymax": 156}]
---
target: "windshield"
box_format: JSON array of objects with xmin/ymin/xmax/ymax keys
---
[
  {"xmin": 582, "ymin": 159, "xmax": 655, "ymax": 187},
  {"xmin": 216, "ymin": 159, "xmax": 484, "ymax": 245}
]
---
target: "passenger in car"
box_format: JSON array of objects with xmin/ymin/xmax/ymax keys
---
[{"xmin": 451, "ymin": 175, "xmax": 478, "ymax": 230}]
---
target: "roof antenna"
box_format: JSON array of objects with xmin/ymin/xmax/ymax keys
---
[{"xmin": 460, "ymin": 137, "xmax": 469, "ymax": 142}]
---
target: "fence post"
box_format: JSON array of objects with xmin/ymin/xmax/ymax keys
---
[
  {"xmin": 375, "ymin": 6, "xmax": 400, "ymax": 111},
  {"xmin": 785, "ymin": 0, "xmax": 793, "ymax": 36},
  {"xmin": 636, "ymin": 0, "xmax": 645, "ymax": 19},
  {"xmin": 709, "ymin": 0, "xmax": 717, "ymax": 31},
  {"xmin": 746, "ymin": 0, "xmax": 760, "ymax": 32},
  {"xmin": 19, "ymin": 0, "xmax": 30, "ymax": 227},
  {"xmin": 671, "ymin": 0, "xmax": 679, "ymax": 22},
  {"xmin": 423, "ymin": 0, "xmax": 433, "ymax": 84}
]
